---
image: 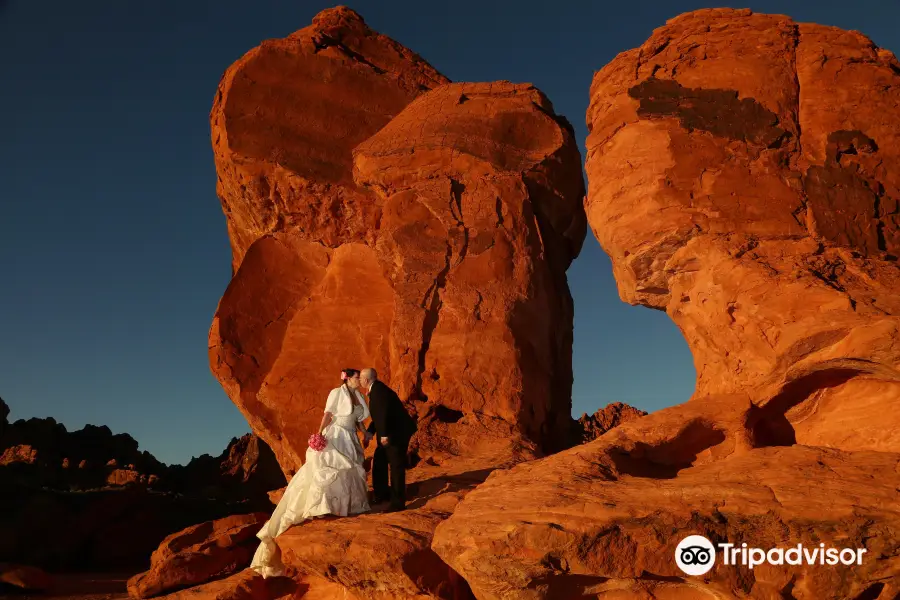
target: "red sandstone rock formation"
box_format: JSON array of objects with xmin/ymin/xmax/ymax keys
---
[
  {"xmin": 209, "ymin": 7, "xmax": 586, "ymax": 476},
  {"xmin": 209, "ymin": 6, "xmax": 449, "ymax": 476},
  {"xmin": 128, "ymin": 513, "xmax": 268, "ymax": 599},
  {"xmin": 574, "ymin": 402, "xmax": 648, "ymax": 443},
  {"xmin": 433, "ymin": 399, "xmax": 900, "ymax": 599},
  {"xmin": 584, "ymin": 8, "xmax": 900, "ymax": 452},
  {"xmin": 431, "ymin": 9, "xmax": 900, "ymax": 598},
  {"xmin": 277, "ymin": 491, "xmax": 474, "ymax": 599},
  {"xmin": 206, "ymin": 9, "xmax": 586, "ymax": 599},
  {"xmin": 266, "ymin": 487, "xmax": 285, "ymax": 505},
  {"xmin": 210, "ymin": 6, "xmax": 448, "ymax": 274},
  {"xmin": 354, "ymin": 81, "xmax": 585, "ymax": 460}
]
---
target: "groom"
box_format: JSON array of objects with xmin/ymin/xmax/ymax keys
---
[{"xmin": 360, "ymin": 368, "xmax": 417, "ymax": 511}]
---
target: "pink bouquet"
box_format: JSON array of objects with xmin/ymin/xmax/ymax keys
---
[{"xmin": 308, "ymin": 433, "xmax": 327, "ymax": 452}]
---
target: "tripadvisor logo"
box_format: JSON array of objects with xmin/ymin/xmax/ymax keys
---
[
  {"xmin": 676, "ymin": 535, "xmax": 716, "ymax": 575},
  {"xmin": 675, "ymin": 535, "xmax": 867, "ymax": 575}
]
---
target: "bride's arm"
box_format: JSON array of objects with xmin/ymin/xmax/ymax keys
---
[{"xmin": 318, "ymin": 411, "xmax": 333, "ymax": 433}]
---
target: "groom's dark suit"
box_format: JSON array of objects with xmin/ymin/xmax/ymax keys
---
[{"xmin": 366, "ymin": 380, "xmax": 417, "ymax": 509}]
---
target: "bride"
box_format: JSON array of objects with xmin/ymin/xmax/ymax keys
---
[{"xmin": 250, "ymin": 368, "xmax": 371, "ymax": 578}]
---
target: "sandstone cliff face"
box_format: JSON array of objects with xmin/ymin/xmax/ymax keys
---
[
  {"xmin": 210, "ymin": 6, "xmax": 448, "ymax": 273},
  {"xmin": 431, "ymin": 9, "xmax": 900, "ymax": 598},
  {"xmin": 203, "ymin": 8, "xmax": 588, "ymax": 600},
  {"xmin": 353, "ymin": 81, "xmax": 586, "ymax": 461},
  {"xmin": 209, "ymin": 7, "xmax": 587, "ymax": 476},
  {"xmin": 209, "ymin": 6, "xmax": 448, "ymax": 476}
]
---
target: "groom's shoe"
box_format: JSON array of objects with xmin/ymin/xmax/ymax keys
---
[{"xmin": 386, "ymin": 503, "xmax": 405, "ymax": 513}]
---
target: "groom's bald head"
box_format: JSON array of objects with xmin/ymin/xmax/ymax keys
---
[{"xmin": 361, "ymin": 368, "xmax": 378, "ymax": 382}]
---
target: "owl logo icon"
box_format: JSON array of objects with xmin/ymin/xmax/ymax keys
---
[{"xmin": 675, "ymin": 535, "xmax": 716, "ymax": 575}]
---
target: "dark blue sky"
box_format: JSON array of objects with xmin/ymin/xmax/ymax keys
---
[{"xmin": 2, "ymin": 1, "xmax": 897, "ymax": 465}]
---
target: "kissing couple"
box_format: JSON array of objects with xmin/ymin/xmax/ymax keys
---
[{"xmin": 250, "ymin": 368, "xmax": 417, "ymax": 578}]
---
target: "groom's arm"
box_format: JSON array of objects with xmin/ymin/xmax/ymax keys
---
[{"xmin": 368, "ymin": 391, "xmax": 389, "ymax": 440}]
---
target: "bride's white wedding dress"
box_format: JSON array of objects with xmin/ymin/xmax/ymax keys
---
[{"xmin": 250, "ymin": 386, "xmax": 371, "ymax": 578}]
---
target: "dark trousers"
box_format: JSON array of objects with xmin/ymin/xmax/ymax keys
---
[{"xmin": 372, "ymin": 437, "xmax": 409, "ymax": 508}]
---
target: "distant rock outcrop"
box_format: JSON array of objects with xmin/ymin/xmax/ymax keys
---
[
  {"xmin": 0, "ymin": 400, "xmax": 284, "ymax": 572},
  {"xmin": 0, "ymin": 416, "xmax": 166, "ymax": 489},
  {"xmin": 0, "ymin": 405, "xmax": 284, "ymax": 500},
  {"xmin": 166, "ymin": 434, "xmax": 285, "ymax": 505},
  {"xmin": 573, "ymin": 402, "xmax": 648, "ymax": 443}
]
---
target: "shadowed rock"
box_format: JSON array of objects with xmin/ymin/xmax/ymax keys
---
[{"xmin": 128, "ymin": 513, "xmax": 268, "ymax": 599}]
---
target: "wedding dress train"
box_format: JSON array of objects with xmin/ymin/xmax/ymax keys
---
[{"xmin": 250, "ymin": 396, "xmax": 370, "ymax": 578}]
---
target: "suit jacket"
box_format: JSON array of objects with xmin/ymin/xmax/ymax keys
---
[{"xmin": 365, "ymin": 380, "xmax": 417, "ymax": 444}]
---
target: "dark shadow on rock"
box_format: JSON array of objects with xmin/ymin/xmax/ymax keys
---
[
  {"xmin": 401, "ymin": 549, "xmax": 476, "ymax": 600},
  {"xmin": 850, "ymin": 581, "xmax": 884, "ymax": 600},
  {"xmin": 405, "ymin": 468, "xmax": 496, "ymax": 510},
  {"xmin": 748, "ymin": 367, "xmax": 863, "ymax": 448},
  {"xmin": 628, "ymin": 78, "xmax": 787, "ymax": 147},
  {"xmin": 609, "ymin": 419, "xmax": 727, "ymax": 479},
  {"xmin": 527, "ymin": 574, "xmax": 611, "ymax": 600},
  {"xmin": 263, "ymin": 575, "xmax": 298, "ymax": 598}
]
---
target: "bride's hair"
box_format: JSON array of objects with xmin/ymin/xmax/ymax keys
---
[{"xmin": 341, "ymin": 368, "xmax": 360, "ymax": 381}]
